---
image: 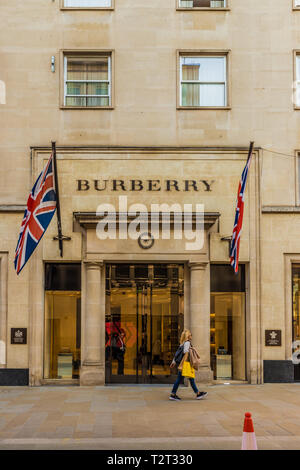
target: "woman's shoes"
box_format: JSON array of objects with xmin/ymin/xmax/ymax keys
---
[
  {"xmin": 169, "ymin": 392, "xmax": 208, "ymax": 400},
  {"xmin": 169, "ymin": 393, "xmax": 182, "ymax": 401}
]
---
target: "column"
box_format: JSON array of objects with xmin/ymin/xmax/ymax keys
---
[
  {"xmin": 80, "ymin": 261, "xmax": 105, "ymax": 386},
  {"xmin": 29, "ymin": 245, "xmax": 44, "ymax": 386},
  {"xmin": 189, "ymin": 262, "xmax": 213, "ymax": 383}
]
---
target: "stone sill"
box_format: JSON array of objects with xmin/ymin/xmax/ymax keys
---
[
  {"xmin": 0, "ymin": 205, "xmax": 26, "ymax": 213},
  {"xmin": 60, "ymin": 7, "xmax": 114, "ymax": 10},
  {"xmin": 262, "ymin": 206, "xmax": 300, "ymax": 214},
  {"xmin": 177, "ymin": 106, "xmax": 231, "ymax": 110},
  {"xmin": 60, "ymin": 106, "xmax": 114, "ymax": 110},
  {"xmin": 176, "ymin": 7, "xmax": 230, "ymax": 11}
]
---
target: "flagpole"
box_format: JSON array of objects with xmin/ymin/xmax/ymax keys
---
[
  {"xmin": 248, "ymin": 141, "xmax": 254, "ymax": 161},
  {"xmin": 229, "ymin": 140, "xmax": 255, "ymax": 274},
  {"xmin": 52, "ymin": 141, "xmax": 63, "ymax": 257}
]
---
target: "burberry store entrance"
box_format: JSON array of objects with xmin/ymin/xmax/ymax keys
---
[
  {"xmin": 105, "ymin": 264, "xmax": 184, "ymax": 384},
  {"xmin": 42, "ymin": 263, "xmax": 247, "ymax": 384}
]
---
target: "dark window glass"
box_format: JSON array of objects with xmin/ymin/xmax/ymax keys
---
[
  {"xmin": 154, "ymin": 265, "xmax": 168, "ymax": 279},
  {"xmin": 45, "ymin": 263, "xmax": 81, "ymax": 291},
  {"xmin": 115, "ymin": 264, "xmax": 130, "ymax": 279},
  {"xmin": 292, "ymin": 265, "xmax": 300, "ymax": 381},
  {"xmin": 210, "ymin": 264, "xmax": 245, "ymax": 292},
  {"xmin": 134, "ymin": 265, "xmax": 149, "ymax": 279}
]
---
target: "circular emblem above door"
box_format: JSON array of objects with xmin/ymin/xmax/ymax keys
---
[{"xmin": 138, "ymin": 232, "xmax": 154, "ymax": 250}]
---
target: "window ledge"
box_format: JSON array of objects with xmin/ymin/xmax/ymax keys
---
[
  {"xmin": 60, "ymin": 7, "xmax": 114, "ymax": 10},
  {"xmin": 294, "ymin": 106, "xmax": 300, "ymax": 110},
  {"xmin": 176, "ymin": 7, "xmax": 230, "ymax": 11},
  {"xmin": 60, "ymin": 106, "xmax": 114, "ymax": 110},
  {"xmin": 293, "ymin": 8, "xmax": 300, "ymax": 11},
  {"xmin": 177, "ymin": 106, "xmax": 231, "ymax": 110}
]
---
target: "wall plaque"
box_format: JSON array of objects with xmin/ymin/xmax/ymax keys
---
[
  {"xmin": 11, "ymin": 328, "xmax": 27, "ymax": 345},
  {"xmin": 265, "ymin": 330, "xmax": 281, "ymax": 347}
]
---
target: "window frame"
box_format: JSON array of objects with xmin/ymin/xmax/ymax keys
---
[
  {"xmin": 296, "ymin": 151, "xmax": 300, "ymax": 205},
  {"xmin": 60, "ymin": 0, "xmax": 114, "ymax": 10},
  {"xmin": 177, "ymin": 50, "xmax": 231, "ymax": 109},
  {"xmin": 60, "ymin": 50, "xmax": 114, "ymax": 110},
  {"xmin": 284, "ymin": 256, "xmax": 300, "ymax": 365},
  {"xmin": 293, "ymin": 0, "xmax": 300, "ymax": 10},
  {"xmin": 176, "ymin": 0, "xmax": 230, "ymax": 11},
  {"xmin": 0, "ymin": 253, "xmax": 8, "ymax": 369},
  {"xmin": 294, "ymin": 51, "xmax": 300, "ymax": 110}
]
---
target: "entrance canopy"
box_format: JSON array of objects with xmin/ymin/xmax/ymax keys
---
[{"xmin": 74, "ymin": 211, "xmax": 220, "ymax": 260}]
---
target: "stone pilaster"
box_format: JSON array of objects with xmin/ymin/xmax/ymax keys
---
[
  {"xmin": 189, "ymin": 262, "xmax": 213, "ymax": 384},
  {"xmin": 80, "ymin": 261, "xmax": 105, "ymax": 386},
  {"xmin": 29, "ymin": 245, "xmax": 44, "ymax": 386}
]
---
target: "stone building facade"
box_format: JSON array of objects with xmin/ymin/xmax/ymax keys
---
[{"xmin": 1, "ymin": 0, "xmax": 300, "ymax": 386}]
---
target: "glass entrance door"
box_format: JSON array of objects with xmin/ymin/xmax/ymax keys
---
[
  {"xmin": 292, "ymin": 265, "xmax": 300, "ymax": 381},
  {"xmin": 105, "ymin": 264, "xmax": 184, "ymax": 384},
  {"xmin": 137, "ymin": 283, "xmax": 151, "ymax": 383}
]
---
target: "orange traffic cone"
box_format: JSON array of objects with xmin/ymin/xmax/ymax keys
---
[{"xmin": 242, "ymin": 412, "xmax": 258, "ymax": 450}]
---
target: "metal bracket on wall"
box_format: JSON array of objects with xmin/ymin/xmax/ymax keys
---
[{"xmin": 53, "ymin": 235, "xmax": 72, "ymax": 242}]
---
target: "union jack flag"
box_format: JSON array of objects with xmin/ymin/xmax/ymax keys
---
[
  {"xmin": 14, "ymin": 154, "xmax": 57, "ymax": 275},
  {"xmin": 230, "ymin": 143, "xmax": 254, "ymax": 274}
]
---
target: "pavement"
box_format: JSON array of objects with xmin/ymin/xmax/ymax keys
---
[{"xmin": 0, "ymin": 383, "xmax": 300, "ymax": 450}]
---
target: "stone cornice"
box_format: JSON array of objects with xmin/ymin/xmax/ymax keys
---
[
  {"xmin": 262, "ymin": 206, "xmax": 300, "ymax": 214},
  {"xmin": 74, "ymin": 211, "xmax": 220, "ymax": 230},
  {"xmin": 188, "ymin": 261, "xmax": 208, "ymax": 270},
  {"xmin": 31, "ymin": 145, "xmax": 260, "ymax": 153},
  {"xmin": 0, "ymin": 205, "xmax": 26, "ymax": 213},
  {"xmin": 83, "ymin": 260, "xmax": 104, "ymax": 269}
]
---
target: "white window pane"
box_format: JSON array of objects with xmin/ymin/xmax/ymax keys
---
[
  {"xmin": 67, "ymin": 58, "xmax": 109, "ymax": 81},
  {"xmin": 182, "ymin": 83, "xmax": 200, "ymax": 106},
  {"xmin": 182, "ymin": 64, "xmax": 200, "ymax": 81},
  {"xmin": 64, "ymin": 0, "xmax": 111, "ymax": 7},
  {"xmin": 181, "ymin": 57, "xmax": 226, "ymax": 82},
  {"xmin": 200, "ymin": 84, "xmax": 225, "ymax": 106},
  {"xmin": 295, "ymin": 0, "xmax": 300, "ymax": 7},
  {"xmin": 67, "ymin": 82, "xmax": 86, "ymax": 95},
  {"xmin": 198, "ymin": 57, "xmax": 226, "ymax": 82},
  {"xmin": 179, "ymin": 0, "xmax": 226, "ymax": 7},
  {"xmin": 179, "ymin": 1, "xmax": 193, "ymax": 6},
  {"xmin": 211, "ymin": 1, "xmax": 225, "ymax": 6},
  {"xmin": 87, "ymin": 97, "xmax": 109, "ymax": 106},
  {"xmin": 296, "ymin": 57, "xmax": 300, "ymax": 106},
  {"xmin": 65, "ymin": 55, "xmax": 111, "ymax": 107},
  {"xmin": 298, "ymin": 157, "xmax": 300, "ymax": 203},
  {"xmin": 87, "ymin": 83, "xmax": 109, "ymax": 95},
  {"xmin": 66, "ymin": 96, "xmax": 86, "ymax": 106},
  {"xmin": 297, "ymin": 56, "xmax": 300, "ymax": 80}
]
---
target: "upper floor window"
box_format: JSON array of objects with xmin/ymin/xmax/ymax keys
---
[
  {"xmin": 178, "ymin": 0, "xmax": 226, "ymax": 8},
  {"xmin": 295, "ymin": 54, "xmax": 300, "ymax": 108},
  {"xmin": 63, "ymin": 53, "xmax": 112, "ymax": 108},
  {"xmin": 179, "ymin": 54, "xmax": 227, "ymax": 108},
  {"xmin": 63, "ymin": 0, "xmax": 112, "ymax": 8}
]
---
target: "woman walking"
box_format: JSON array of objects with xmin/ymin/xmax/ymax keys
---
[{"xmin": 169, "ymin": 329, "xmax": 208, "ymax": 401}]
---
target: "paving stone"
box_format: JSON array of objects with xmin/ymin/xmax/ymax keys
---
[
  {"xmin": 1, "ymin": 384, "xmax": 300, "ymax": 449},
  {"xmin": 76, "ymin": 424, "xmax": 94, "ymax": 432}
]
